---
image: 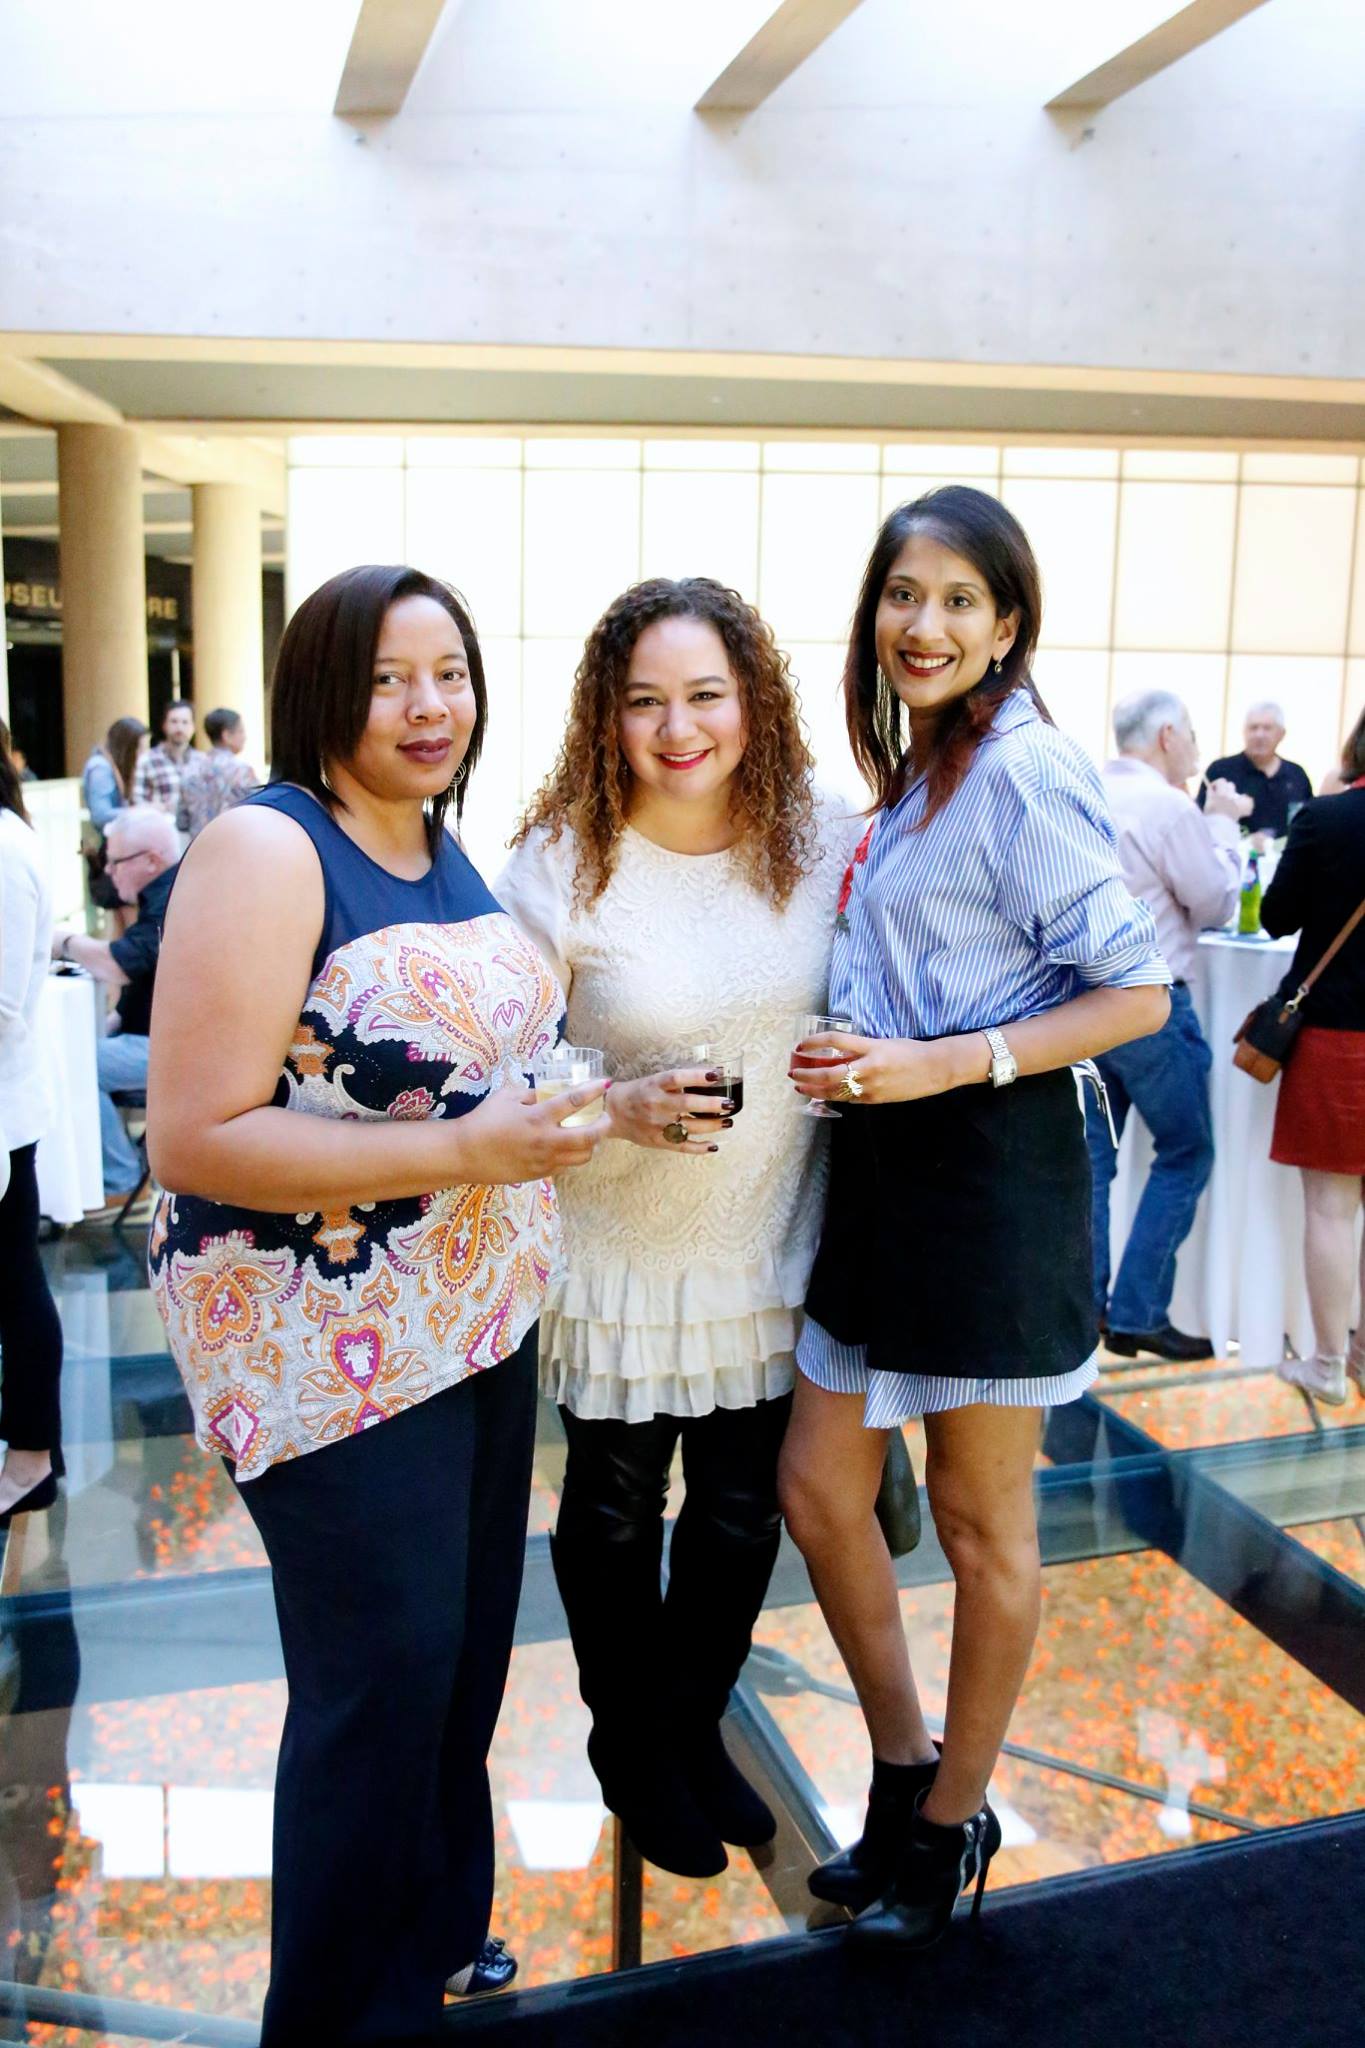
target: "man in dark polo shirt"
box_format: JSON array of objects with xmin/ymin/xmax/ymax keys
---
[
  {"xmin": 50, "ymin": 806, "xmax": 180, "ymax": 1210},
  {"xmin": 1200, "ymin": 701, "xmax": 1313, "ymax": 839}
]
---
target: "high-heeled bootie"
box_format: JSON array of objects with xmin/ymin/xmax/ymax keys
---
[
  {"xmin": 808, "ymin": 1748, "xmax": 940, "ymax": 1910},
  {"xmin": 849, "ymin": 1790, "xmax": 1001, "ymax": 1950}
]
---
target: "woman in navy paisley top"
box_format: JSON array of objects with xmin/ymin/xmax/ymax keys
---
[{"xmin": 146, "ymin": 566, "xmax": 609, "ymax": 2046}]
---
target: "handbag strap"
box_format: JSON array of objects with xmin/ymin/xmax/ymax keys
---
[{"xmin": 1292, "ymin": 891, "xmax": 1365, "ymax": 1005}]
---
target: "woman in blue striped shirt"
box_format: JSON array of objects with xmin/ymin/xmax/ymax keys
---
[{"xmin": 779, "ymin": 487, "xmax": 1169, "ymax": 1948}]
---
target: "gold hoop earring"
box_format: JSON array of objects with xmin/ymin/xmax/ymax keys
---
[{"xmin": 993, "ymin": 659, "xmax": 1004, "ymax": 675}]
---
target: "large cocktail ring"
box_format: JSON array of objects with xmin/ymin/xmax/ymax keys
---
[
  {"xmin": 663, "ymin": 1120, "xmax": 689, "ymax": 1144},
  {"xmin": 832, "ymin": 1068, "xmax": 865, "ymax": 1103}
]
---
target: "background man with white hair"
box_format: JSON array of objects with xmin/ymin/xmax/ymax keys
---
[
  {"xmin": 1087, "ymin": 692, "xmax": 1250, "ymax": 1362},
  {"xmin": 1200, "ymin": 701, "xmax": 1313, "ymax": 839},
  {"xmin": 51, "ymin": 806, "xmax": 181, "ymax": 1211}
]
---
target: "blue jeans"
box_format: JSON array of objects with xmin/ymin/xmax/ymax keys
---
[
  {"xmin": 96, "ymin": 1031, "xmax": 150, "ymax": 1194},
  {"xmin": 1085, "ymin": 984, "xmax": 1214, "ymax": 1334}
]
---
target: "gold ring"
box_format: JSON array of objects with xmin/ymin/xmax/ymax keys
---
[{"xmin": 663, "ymin": 1120, "xmax": 689, "ymax": 1144}]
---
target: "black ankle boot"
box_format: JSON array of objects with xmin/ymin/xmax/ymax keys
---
[
  {"xmin": 807, "ymin": 1749, "xmax": 940, "ymax": 1910},
  {"xmin": 681, "ymin": 1722, "xmax": 775, "ymax": 1848},
  {"xmin": 849, "ymin": 1791, "xmax": 1002, "ymax": 1950}
]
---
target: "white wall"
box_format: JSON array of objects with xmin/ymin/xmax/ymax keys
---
[
  {"xmin": 286, "ymin": 432, "xmax": 1365, "ymax": 880},
  {"xmin": 2, "ymin": 0, "xmax": 1364, "ymax": 377}
]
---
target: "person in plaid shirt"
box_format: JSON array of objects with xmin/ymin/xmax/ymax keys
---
[
  {"xmin": 180, "ymin": 707, "xmax": 259, "ymax": 841},
  {"xmin": 133, "ymin": 699, "xmax": 198, "ymax": 827}
]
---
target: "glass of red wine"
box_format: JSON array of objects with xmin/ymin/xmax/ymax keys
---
[
  {"xmin": 684, "ymin": 1044, "xmax": 744, "ymax": 1128},
  {"xmin": 792, "ymin": 1013, "xmax": 853, "ymax": 1119}
]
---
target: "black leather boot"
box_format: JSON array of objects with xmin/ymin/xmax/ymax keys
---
[
  {"xmin": 550, "ymin": 1527, "xmax": 727, "ymax": 1879},
  {"xmin": 807, "ymin": 1749, "xmax": 940, "ymax": 1910},
  {"xmin": 849, "ymin": 1791, "xmax": 1002, "ymax": 1950},
  {"xmin": 661, "ymin": 1407, "xmax": 791, "ymax": 1848}
]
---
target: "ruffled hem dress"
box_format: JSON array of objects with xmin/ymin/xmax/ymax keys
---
[{"xmin": 496, "ymin": 802, "xmax": 861, "ymax": 1423}]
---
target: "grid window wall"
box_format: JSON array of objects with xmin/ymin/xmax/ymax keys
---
[{"xmin": 287, "ymin": 437, "xmax": 1365, "ymax": 878}]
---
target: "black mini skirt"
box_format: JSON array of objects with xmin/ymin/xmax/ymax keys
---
[{"xmin": 803, "ymin": 1067, "xmax": 1097, "ymax": 1380}]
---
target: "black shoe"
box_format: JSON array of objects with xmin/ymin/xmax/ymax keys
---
[
  {"xmin": 588, "ymin": 1728, "xmax": 728, "ymax": 1879},
  {"xmin": 849, "ymin": 1793, "xmax": 1002, "ymax": 1951},
  {"xmin": 0, "ymin": 1470, "xmax": 58, "ymax": 1531},
  {"xmin": 1105, "ymin": 1323, "xmax": 1214, "ymax": 1362},
  {"xmin": 682, "ymin": 1723, "xmax": 775, "ymax": 1848},
  {"xmin": 808, "ymin": 1750, "xmax": 940, "ymax": 1911},
  {"xmin": 446, "ymin": 1935, "xmax": 517, "ymax": 1998}
]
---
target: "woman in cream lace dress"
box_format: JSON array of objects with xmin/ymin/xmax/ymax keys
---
[{"xmin": 498, "ymin": 577, "xmax": 856, "ymax": 1879}]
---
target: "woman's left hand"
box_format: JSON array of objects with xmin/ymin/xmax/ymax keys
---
[{"xmin": 788, "ymin": 1031, "xmax": 968, "ymax": 1106}]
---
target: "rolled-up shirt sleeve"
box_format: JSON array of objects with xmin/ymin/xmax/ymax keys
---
[{"xmin": 997, "ymin": 780, "xmax": 1171, "ymax": 990}]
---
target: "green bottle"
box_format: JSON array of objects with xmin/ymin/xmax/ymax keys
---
[{"xmin": 1238, "ymin": 848, "xmax": 1262, "ymax": 935}]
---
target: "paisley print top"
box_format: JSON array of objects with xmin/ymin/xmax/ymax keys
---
[{"xmin": 148, "ymin": 784, "xmax": 564, "ymax": 1483}]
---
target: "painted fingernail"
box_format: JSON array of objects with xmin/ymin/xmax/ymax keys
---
[
  {"xmin": 708, "ymin": 1145, "xmax": 720, "ymax": 1154},
  {"xmin": 706, "ymin": 1070, "xmax": 722, "ymax": 1082},
  {"xmin": 601, "ymin": 1079, "xmax": 613, "ymax": 1090},
  {"xmin": 721, "ymin": 1117, "xmax": 734, "ymax": 1129}
]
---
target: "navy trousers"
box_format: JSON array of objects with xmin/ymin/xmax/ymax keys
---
[
  {"xmin": 237, "ymin": 1329, "xmax": 538, "ymax": 2047},
  {"xmin": 0, "ymin": 1144, "xmax": 64, "ymax": 1461}
]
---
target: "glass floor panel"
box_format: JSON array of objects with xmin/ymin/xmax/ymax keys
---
[{"xmin": 0, "ymin": 1218, "xmax": 1358, "ymax": 2042}]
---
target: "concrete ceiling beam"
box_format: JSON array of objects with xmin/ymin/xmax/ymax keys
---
[
  {"xmin": 334, "ymin": 0, "xmax": 451, "ymax": 117},
  {"xmin": 138, "ymin": 433, "xmax": 287, "ymax": 519},
  {"xmin": 696, "ymin": 0, "xmax": 865, "ymax": 111},
  {"xmin": 1047, "ymin": 0, "xmax": 1272, "ymax": 111},
  {"xmin": 0, "ymin": 354, "xmax": 123, "ymax": 426}
]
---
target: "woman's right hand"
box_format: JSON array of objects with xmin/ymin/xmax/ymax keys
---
[
  {"xmin": 605, "ymin": 1068, "xmax": 727, "ymax": 1154},
  {"xmin": 450, "ymin": 1081, "xmax": 612, "ymax": 1184}
]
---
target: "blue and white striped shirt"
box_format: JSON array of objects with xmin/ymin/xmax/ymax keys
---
[{"xmin": 831, "ymin": 690, "xmax": 1169, "ymax": 1037}]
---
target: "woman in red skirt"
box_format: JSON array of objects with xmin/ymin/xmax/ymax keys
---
[{"xmin": 1263, "ymin": 704, "xmax": 1365, "ymax": 1405}]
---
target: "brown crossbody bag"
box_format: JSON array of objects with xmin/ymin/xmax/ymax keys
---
[{"xmin": 1232, "ymin": 893, "xmax": 1365, "ymax": 1083}]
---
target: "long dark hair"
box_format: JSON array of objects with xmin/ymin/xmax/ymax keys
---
[
  {"xmin": 0, "ymin": 719, "xmax": 28, "ymax": 824},
  {"xmin": 843, "ymin": 486, "xmax": 1049, "ymax": 822},
  {"xmin": 269, "ymin": 565, "xmax": 488, "ymax": 851},
  {"xmin": 105, "ymin": 715, "xmax": 149, "ymax": 799},
  {"xmin": 1341, "ymin": 704, "xmax": 1365, "ymax": 783},
  {"xmin": 512, "ymin": 576, "xmax": 816, "ymax": 909}
]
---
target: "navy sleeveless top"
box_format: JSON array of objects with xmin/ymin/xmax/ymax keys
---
[{"xmin": 149, "ymin": 784, "xmax": 565, "ymax": 1481}]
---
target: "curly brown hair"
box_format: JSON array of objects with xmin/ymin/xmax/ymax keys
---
[{"xmin": 512, "ymin": 577, "xmax": 818, "ymax": 908}]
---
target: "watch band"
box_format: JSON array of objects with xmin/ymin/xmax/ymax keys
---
[{"xmin": 983, "ymin": 1026, "xmax": 1017, "ymax": 1088}]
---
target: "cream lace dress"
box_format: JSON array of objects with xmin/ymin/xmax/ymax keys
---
[{"xmin": 495, "ymin": 798, "xmax": 859, "ymax": 1421}]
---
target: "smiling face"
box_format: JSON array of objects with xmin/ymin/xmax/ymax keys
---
[
  {"xmin": 617, "ymin": 614, "xmax": 746, "ymax": 811},
  {"xmin": 335, "ymin": 593, "xmax": 477, "ymax": 805},
  {"xmin": 874, "ymin": 530, "xmax": 1019, "ymax": 726}
]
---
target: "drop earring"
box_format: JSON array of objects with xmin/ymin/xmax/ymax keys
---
[{"xmin": 993, "ymin": 659, "xmax": 1003, "ymax": 675}]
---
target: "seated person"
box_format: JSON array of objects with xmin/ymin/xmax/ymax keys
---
[{"xmin": 51, "ymin": 806, "xmax": 180, "ymax": 1211}]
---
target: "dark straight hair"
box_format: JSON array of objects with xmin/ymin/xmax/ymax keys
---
[
  {"xmin": 843, "ymin": 485, "xmax": 1049, "ymax": 822},
  {"xmin": 269, "ymin": 565, "xmax": 488, "ymax": 851},
  {"xmin": 1342, "ymin": 703, "xmax": 1365, "ymax": 782},
  {"xmin": 0, "ymin": 719, "xmax": 28, "ymax": 824}
]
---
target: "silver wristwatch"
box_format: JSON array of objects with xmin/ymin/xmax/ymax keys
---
[{"xmin": 983, "ymin": 1027, "xmax": 1017, "ymax": 1089}]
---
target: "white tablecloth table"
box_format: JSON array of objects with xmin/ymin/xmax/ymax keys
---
[
  {"xmin": 34, "ymin": 969, "xmax": 104, "ymax": 1225},
  {"xmin": 1108, "ymin": 931, "xmax": 1321, "ymax": 1369}
]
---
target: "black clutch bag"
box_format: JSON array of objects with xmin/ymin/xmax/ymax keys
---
[{"xmin": 874, "ymin": 1427, "xmax": 922, "ymax": 1558}]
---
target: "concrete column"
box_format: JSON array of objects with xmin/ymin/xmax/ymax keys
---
[
  {"xmin": 192, "ymin": 482, "xmax": 265, "ymax": 766},
  {"xmin": 57, "ymin": 423, "xmax": 148, "ymax": 774}
]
